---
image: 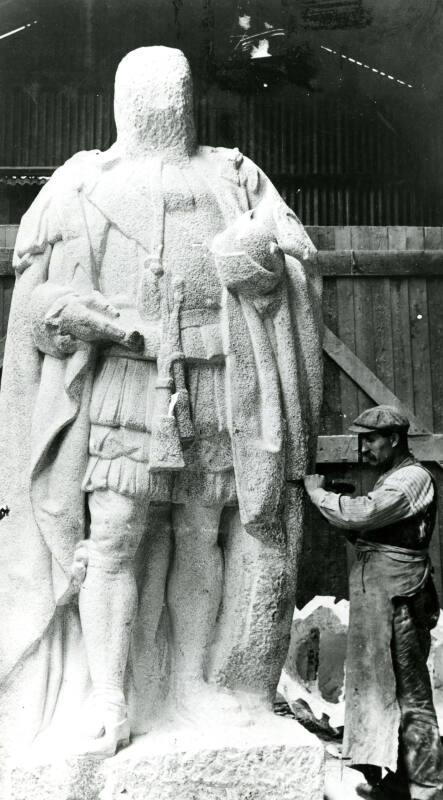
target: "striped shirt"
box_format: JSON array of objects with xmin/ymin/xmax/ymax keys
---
[{"xmin": 307, "ymin": 462, "xmax": 434, "ymax": 532}]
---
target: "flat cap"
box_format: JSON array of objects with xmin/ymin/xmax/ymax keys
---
[{"xmin": 349, "ymin": 405, "xmax": 410, "ymax": 434}]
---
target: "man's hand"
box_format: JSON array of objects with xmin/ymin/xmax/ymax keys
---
[{"xmin": 304, "ymin": 474, "xmax": 326, "ymax": 493}]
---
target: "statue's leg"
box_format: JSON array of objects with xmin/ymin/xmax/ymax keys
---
[
  {"xmin": 209, "ymin": 487, "xmax": 304, "ymax": 707},
  {"xmin": 78, "ymin": 488, "xmax": 149, "ymax": 755},
  {"xmin": 167, "ymin": 502, "xmax": 247, "ymax": 725},
  {"xmin": 168, "ymin": 502, "xmax": 223, "ymax": 695},
  {"xmin": 128, "ymin": 503, "xmax": 172, "ymax": 732}
]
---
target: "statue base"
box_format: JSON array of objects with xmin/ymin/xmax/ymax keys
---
[{"xmin": 6, "ymin": 715, "xmax": 324, "ymax": 800}]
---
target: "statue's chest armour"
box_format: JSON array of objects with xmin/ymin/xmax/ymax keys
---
[
  {"xmin": 96, "ymin": 162, "xmax": 226, "ymax": 313},
  {"xmin": 162, "ymin": 164, "xmax": 226, "ymax": 311}
]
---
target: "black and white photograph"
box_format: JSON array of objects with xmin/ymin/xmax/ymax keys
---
[{"xmin": 0, "ymin": 2, "xmax": 442, "ymax": 799}]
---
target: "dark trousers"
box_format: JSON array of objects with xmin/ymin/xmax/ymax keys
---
[{"xmin": 388, "ymin": 582, "xmax": 443, "ymax": 798}]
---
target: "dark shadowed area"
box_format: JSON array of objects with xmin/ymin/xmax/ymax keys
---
[{"xmin": 0, "ymin": 1, "xmax": 442, "ymax": 225}]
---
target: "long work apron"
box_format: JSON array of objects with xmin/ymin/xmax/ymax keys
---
[{"xmin": 344, "ymin": 540, "xmax": 443, "ymax": 798}]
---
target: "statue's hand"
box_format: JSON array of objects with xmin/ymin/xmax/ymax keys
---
[
  {"xmin": 303, "ymin": 474, "xmax": 326, "ymax": 494},
  {"xmin": 45, "ymin": 291, "xmax": 142, "ymax": 350},
  {"xmin": 51, "ymin": 331, "xmax": 78, "ymax": 354},
  {"xmin": 70, "ymin": 540, "xmax": 89, "ymax": 592},
  {"xmin": 76, "ymin": 290, "xmax": 121, "ymax": 320},
  {"xmin": 211, "ymin": 211, "xmax": 284, "ymax": 296}
]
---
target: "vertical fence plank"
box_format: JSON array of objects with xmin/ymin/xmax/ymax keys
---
[
  {"xmin": 427, "ymin": 278, "xmax": 443, "ymax": 433},
  {"xmin": 372, "ymin": 278, "xmax": 395, "ymax": 394},
  {"xmin": 409, "ymin": 278, "xmax": 434, "ymax": 430},
  {"xmin": 391, "ymin": 278, "xmax": 414, "ymax": 410},
  {"xmin": 320, "ymin": 279, "xmax": 342, "ymax": 435},
  {"xmin": 353, "ymin": 278, "xmax": 375, "ymax": 414},
  {"xmin": 336, "ymin": 277, "xmax": 359, "ymax": 432}
]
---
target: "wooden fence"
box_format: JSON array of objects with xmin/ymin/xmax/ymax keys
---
[
  {"xmin": 301, "ymin": 225, "xmax": 443, "ymax": 605},
  {"xmin": 1, "ymin": 224, "xmax": 443, "ymax": 606}
]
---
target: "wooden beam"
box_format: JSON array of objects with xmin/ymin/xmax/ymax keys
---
[
  {"xmin": 317, "ymin": 434, "xmax": 443, "ymax": 465},
  {"xmin": 317, "ymin": 435, "xmax": 359, "ymax": 463},
  {"xmin": 311, "ymin": 250, "xmax": 443, "ymax": 276},
  {"xmin": 1, "ymin": 249, "xmax": 442, "ymax": 278},
  {"xmin": 2, "ymin": 240, "xmax": 443, "ymax": 277},
  {"xmin": 323, "ymin": 327, "xmax": 430, "ymax": 435}
]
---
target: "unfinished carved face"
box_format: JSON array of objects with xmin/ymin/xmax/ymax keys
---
[{"xmin": 114, "ymin": 46, "xmax": 196, "ymax": 158}]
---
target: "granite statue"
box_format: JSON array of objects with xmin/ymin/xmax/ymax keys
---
[{"xmin": 0, "ymin": 46, "xmax": 323, "ymax": 784}]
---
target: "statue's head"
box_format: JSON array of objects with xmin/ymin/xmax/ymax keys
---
[{"xmin": 114, "ymin": 47, "xmax": 196, "ymax": 157}]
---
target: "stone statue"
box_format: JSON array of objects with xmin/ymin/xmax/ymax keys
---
[{"xmin": 0, "ymin": 45, "xmax": 323, "ymax": 792}]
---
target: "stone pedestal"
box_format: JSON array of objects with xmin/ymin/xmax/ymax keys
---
[{"xmin": 6, "ymin": 716, "xmax": 324, "ymax": 800}]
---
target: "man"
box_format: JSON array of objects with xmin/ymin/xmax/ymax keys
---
[
  {"xmin": 304, "ymin": 405, "xmax": 443, "ymax": 800},
  {"xmin": 0, "ymin": 47, "xmax": 322, "ymax": 757}
]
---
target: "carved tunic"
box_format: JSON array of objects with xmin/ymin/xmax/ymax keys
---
[{"xmin": 83, "ymin": 161, "xmax": 237, "ymax": 505}]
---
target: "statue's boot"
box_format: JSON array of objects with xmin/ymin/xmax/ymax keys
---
[
  {"xmin": 173, "ymin": 680, "xmax": 254, "ymax": 728},
  {"xmin": 77, "ymin": 490, "xmax": 150, "ymax": 758},
  {"xmin": 76, "ymin": 689, "xmax": 130, "ymax": 758}
]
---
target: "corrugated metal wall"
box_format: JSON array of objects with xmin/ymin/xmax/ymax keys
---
[
  {"xmin": 0, "ymin": 89, "xmax": 442, "ymax": 226},
  {"xmin": 0, "ymin": 91, "xmax": 114, "ymax": 167}
]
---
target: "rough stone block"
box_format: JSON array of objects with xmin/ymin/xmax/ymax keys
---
[{"xmin": 7, "ymin": 717, "xmax": 324, "ymax": 800}]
